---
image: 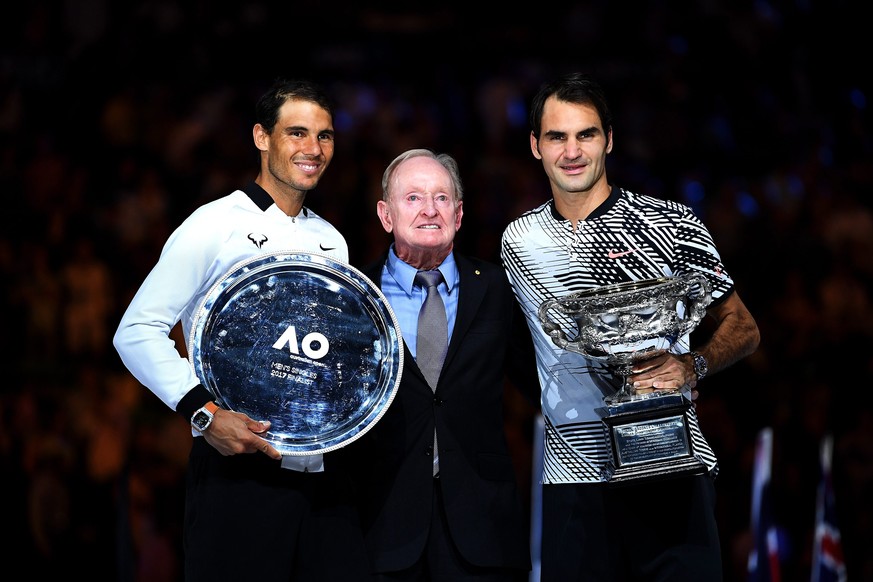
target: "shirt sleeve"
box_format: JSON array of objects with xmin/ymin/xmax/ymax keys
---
[
  {"xmin": 674, "ymin": 207, "xmax": 735, "ymax": 302},
  {"xmin": 113, "ymin": 207, "xmax": 223, "ymax": 411}
]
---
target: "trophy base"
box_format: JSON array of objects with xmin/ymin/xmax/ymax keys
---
[{"xmin": 601, "ymin": 392, "xmax": 708, "ymax": 484}]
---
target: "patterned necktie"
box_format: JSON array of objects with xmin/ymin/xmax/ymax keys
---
[
  {"xmin": 415, "ymin": 269, "xmax": 447, "ymax": 477},
  {"xmin": 415, "ymin": 270, "xmax": 448, "ymax": 389}
]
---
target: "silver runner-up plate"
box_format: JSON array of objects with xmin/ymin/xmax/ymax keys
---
[{"xmin": 188, "ymin": 251, "xmax": 403, "ymax": 455}]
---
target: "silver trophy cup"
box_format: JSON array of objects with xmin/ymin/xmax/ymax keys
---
[{"xmin": 538, "ymin": 273, "xmax": 712, "ymax": 483}]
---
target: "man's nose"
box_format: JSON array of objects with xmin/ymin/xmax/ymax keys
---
[
  {"xmin": 564, "ymin": 139, "xmax": 584, "ymax": 158},
  {"xmin": 301, "ymin": 136, "xmax": 323, "ymax": 156},
  {"xmin": 421, "ymin": 196, "xmax": 441, "ymax": 214}
]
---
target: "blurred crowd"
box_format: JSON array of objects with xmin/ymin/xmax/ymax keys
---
[{"xmin": 2, "ymin": 1, "xmax": 871, "ymax": 580}]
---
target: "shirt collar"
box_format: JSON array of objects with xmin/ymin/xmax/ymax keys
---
[
  {"xmin": 386, "ymin": 245, "xmax": 458, "ymax": 297},
  {"xmin": 549, "ymin": 185, "xmax": 618, "ymax": 222},
  {"xmin": 243, "ymin": 181, "xmax": 309, "ymax": 217}
]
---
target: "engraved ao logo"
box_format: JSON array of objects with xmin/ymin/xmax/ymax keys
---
[{"xmin": 272, "ymin": 325, "xmax": 329, "ymax": 359}]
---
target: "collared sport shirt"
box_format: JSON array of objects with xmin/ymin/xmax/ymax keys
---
[
  {"xmin": 114, "ymin": 182, "xmax": 348, "ymax": 471},
  {"xmin": 500, "ymin": 186, "xmax": 733, "ymax": 484}
]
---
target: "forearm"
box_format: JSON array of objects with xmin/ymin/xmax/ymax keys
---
[{"xmin": 696, "ymin": 291, "xmax": 760, "ymax": 376}]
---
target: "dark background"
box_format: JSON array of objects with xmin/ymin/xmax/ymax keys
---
[{"xmin": 2, "ymin": 1, "xmax": 871, "ymax": 580}]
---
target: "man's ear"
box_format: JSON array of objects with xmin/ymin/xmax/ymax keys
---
[
  {"xmin": 253, "ymin": 124, "xmax": 269, "ymax": 152},
  {"xmin": 530, "ymin": 132, "xmax": 542, "ymax": 160},
  {"xmin": 376, "ymin": 200, "xmax": 393, "ymax": 233}
]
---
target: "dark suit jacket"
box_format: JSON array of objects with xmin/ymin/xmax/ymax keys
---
[{"xmin": 337, "ymin": 251, "xmax": 538, "ymax": 574}]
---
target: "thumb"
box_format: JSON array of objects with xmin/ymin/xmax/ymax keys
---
[{"xmin": 246, "ymin": 418, "xmax": 271, "ymax": 434}]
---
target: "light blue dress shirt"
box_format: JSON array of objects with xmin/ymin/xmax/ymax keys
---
[{"xmin": 380, "ymin": 245, "xmax": 458, "ymax": 359}]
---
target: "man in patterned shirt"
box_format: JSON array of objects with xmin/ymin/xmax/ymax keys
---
[{"xmin": 500, "ymin": 72, "xmax": 760, "ymax": 581}]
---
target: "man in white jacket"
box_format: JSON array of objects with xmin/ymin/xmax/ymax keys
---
[{"xmin": 113, "ymin": 78, "xmax": 369, "ymax": 582}]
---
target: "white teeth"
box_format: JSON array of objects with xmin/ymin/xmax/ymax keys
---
[{"xmin": 419, "ymin": 225, "xmax": 439, "ymax": 229}]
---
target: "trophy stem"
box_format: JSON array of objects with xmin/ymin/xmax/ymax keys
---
[
  {"xmin": 618, "ymin": 376, "xmax": 635, "ymax": 400},
  {"xmin": 606, "ymin": 365, "xmax": 636, "ymax": 403}
]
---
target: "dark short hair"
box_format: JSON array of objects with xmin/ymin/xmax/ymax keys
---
[
  {"xmin": 529, "ymin": 72, "xmax": 612, "ymax": 140},
  {"xmin": 255, "ymin": 78, "xmax": 335, "ymax": 133}
]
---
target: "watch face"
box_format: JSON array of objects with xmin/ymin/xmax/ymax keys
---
[
  {"xmin": 694, "ymin": 354, "xmax": 707, "ymax": 377},
  {"xmin": 192, "ymin": 411, "xmax": 211, "ymax": 430}
]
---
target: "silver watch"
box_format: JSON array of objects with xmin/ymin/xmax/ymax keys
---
[
  {"xmin": 191, "ymin": 401, "xmax": 218, "ymax": 432},
  {"xmin": 690, "ymin": 351, "xmax": 708, "ymax": 381}
]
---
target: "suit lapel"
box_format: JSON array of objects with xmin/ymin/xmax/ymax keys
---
[
  {"xmin": 364, "ymin": 255, "xmax": 428, "ymax": 388},
  {"xmin": 443, "ymin": 255, "xmax": 486, "ymax": 371}
]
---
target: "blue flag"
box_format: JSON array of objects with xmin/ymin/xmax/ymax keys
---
[{"xmin": 811, "ymin": 434, "xmax": 847, "ymax": 582}]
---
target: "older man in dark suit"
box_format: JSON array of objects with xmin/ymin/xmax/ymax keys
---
[{"xmin": 339, "ymin": 148, "xmax": 539, "ymax": 582}]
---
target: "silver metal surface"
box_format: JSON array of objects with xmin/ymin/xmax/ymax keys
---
[
  {"xmin": 189, "ymin": 251, "xmax": 403, "ymax": 455},
  {"xmin": 601, "ymin": 392, "xmax": 706, "ymax": 483},
  {"xmin": 538, "ymin": 273, "xmax": 711, "ymax": 402},
  {"xmin": 538, "ymin": 273, "xmax": 713, "ymax": 482}
]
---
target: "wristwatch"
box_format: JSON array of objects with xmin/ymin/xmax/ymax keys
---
[
  {"xmin": 191, "ymin": 401, "xmax": 219, "ymax": 432},
  {"xmin": 690, "ymin": 351, "xmax": 708, "ymax": 381}
]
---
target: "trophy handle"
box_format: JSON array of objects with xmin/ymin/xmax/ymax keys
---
[
  {"xmin": 537, "ymin": 297, "xmax": 571, "ymax": 350},
  {"xmin": 683, "ymin": 273, "xmax": 712, "ymax": 325}
]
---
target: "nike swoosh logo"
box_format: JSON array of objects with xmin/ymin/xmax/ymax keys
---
[
  {"xmin": 320, "ymin": 244, "xmax": 336, "ymax": 251},
  {"xmin": 607, "ymin": 249, "xmax": 638, "ymax": 259}
]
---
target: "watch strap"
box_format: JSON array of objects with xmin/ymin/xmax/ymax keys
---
[{"xmin": 690, "ymin": 351, "xmax": 708, "ymax": 380}]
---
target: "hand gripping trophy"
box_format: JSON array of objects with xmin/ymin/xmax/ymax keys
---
[{"xmin": 538, "ymin": 273, "xmax": 712, "ymax": 482}]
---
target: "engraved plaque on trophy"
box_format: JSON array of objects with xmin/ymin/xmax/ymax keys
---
[
  {"xmin": 188, "ymin": 251, "xmax": 403, "ymax": 455},
  {"xmin": 538, "ymin": 273, "xmax": 712, "ymax": 483}
]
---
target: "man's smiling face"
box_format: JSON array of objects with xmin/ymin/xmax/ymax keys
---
[{"xmin": 377, "ymin": 155, "xmax": 463, "ymax": 269}]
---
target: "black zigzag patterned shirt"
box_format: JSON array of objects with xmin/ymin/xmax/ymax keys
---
[{"xmin": 500, "ymin": 186, "xmax": 734, "ymax": 484}]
